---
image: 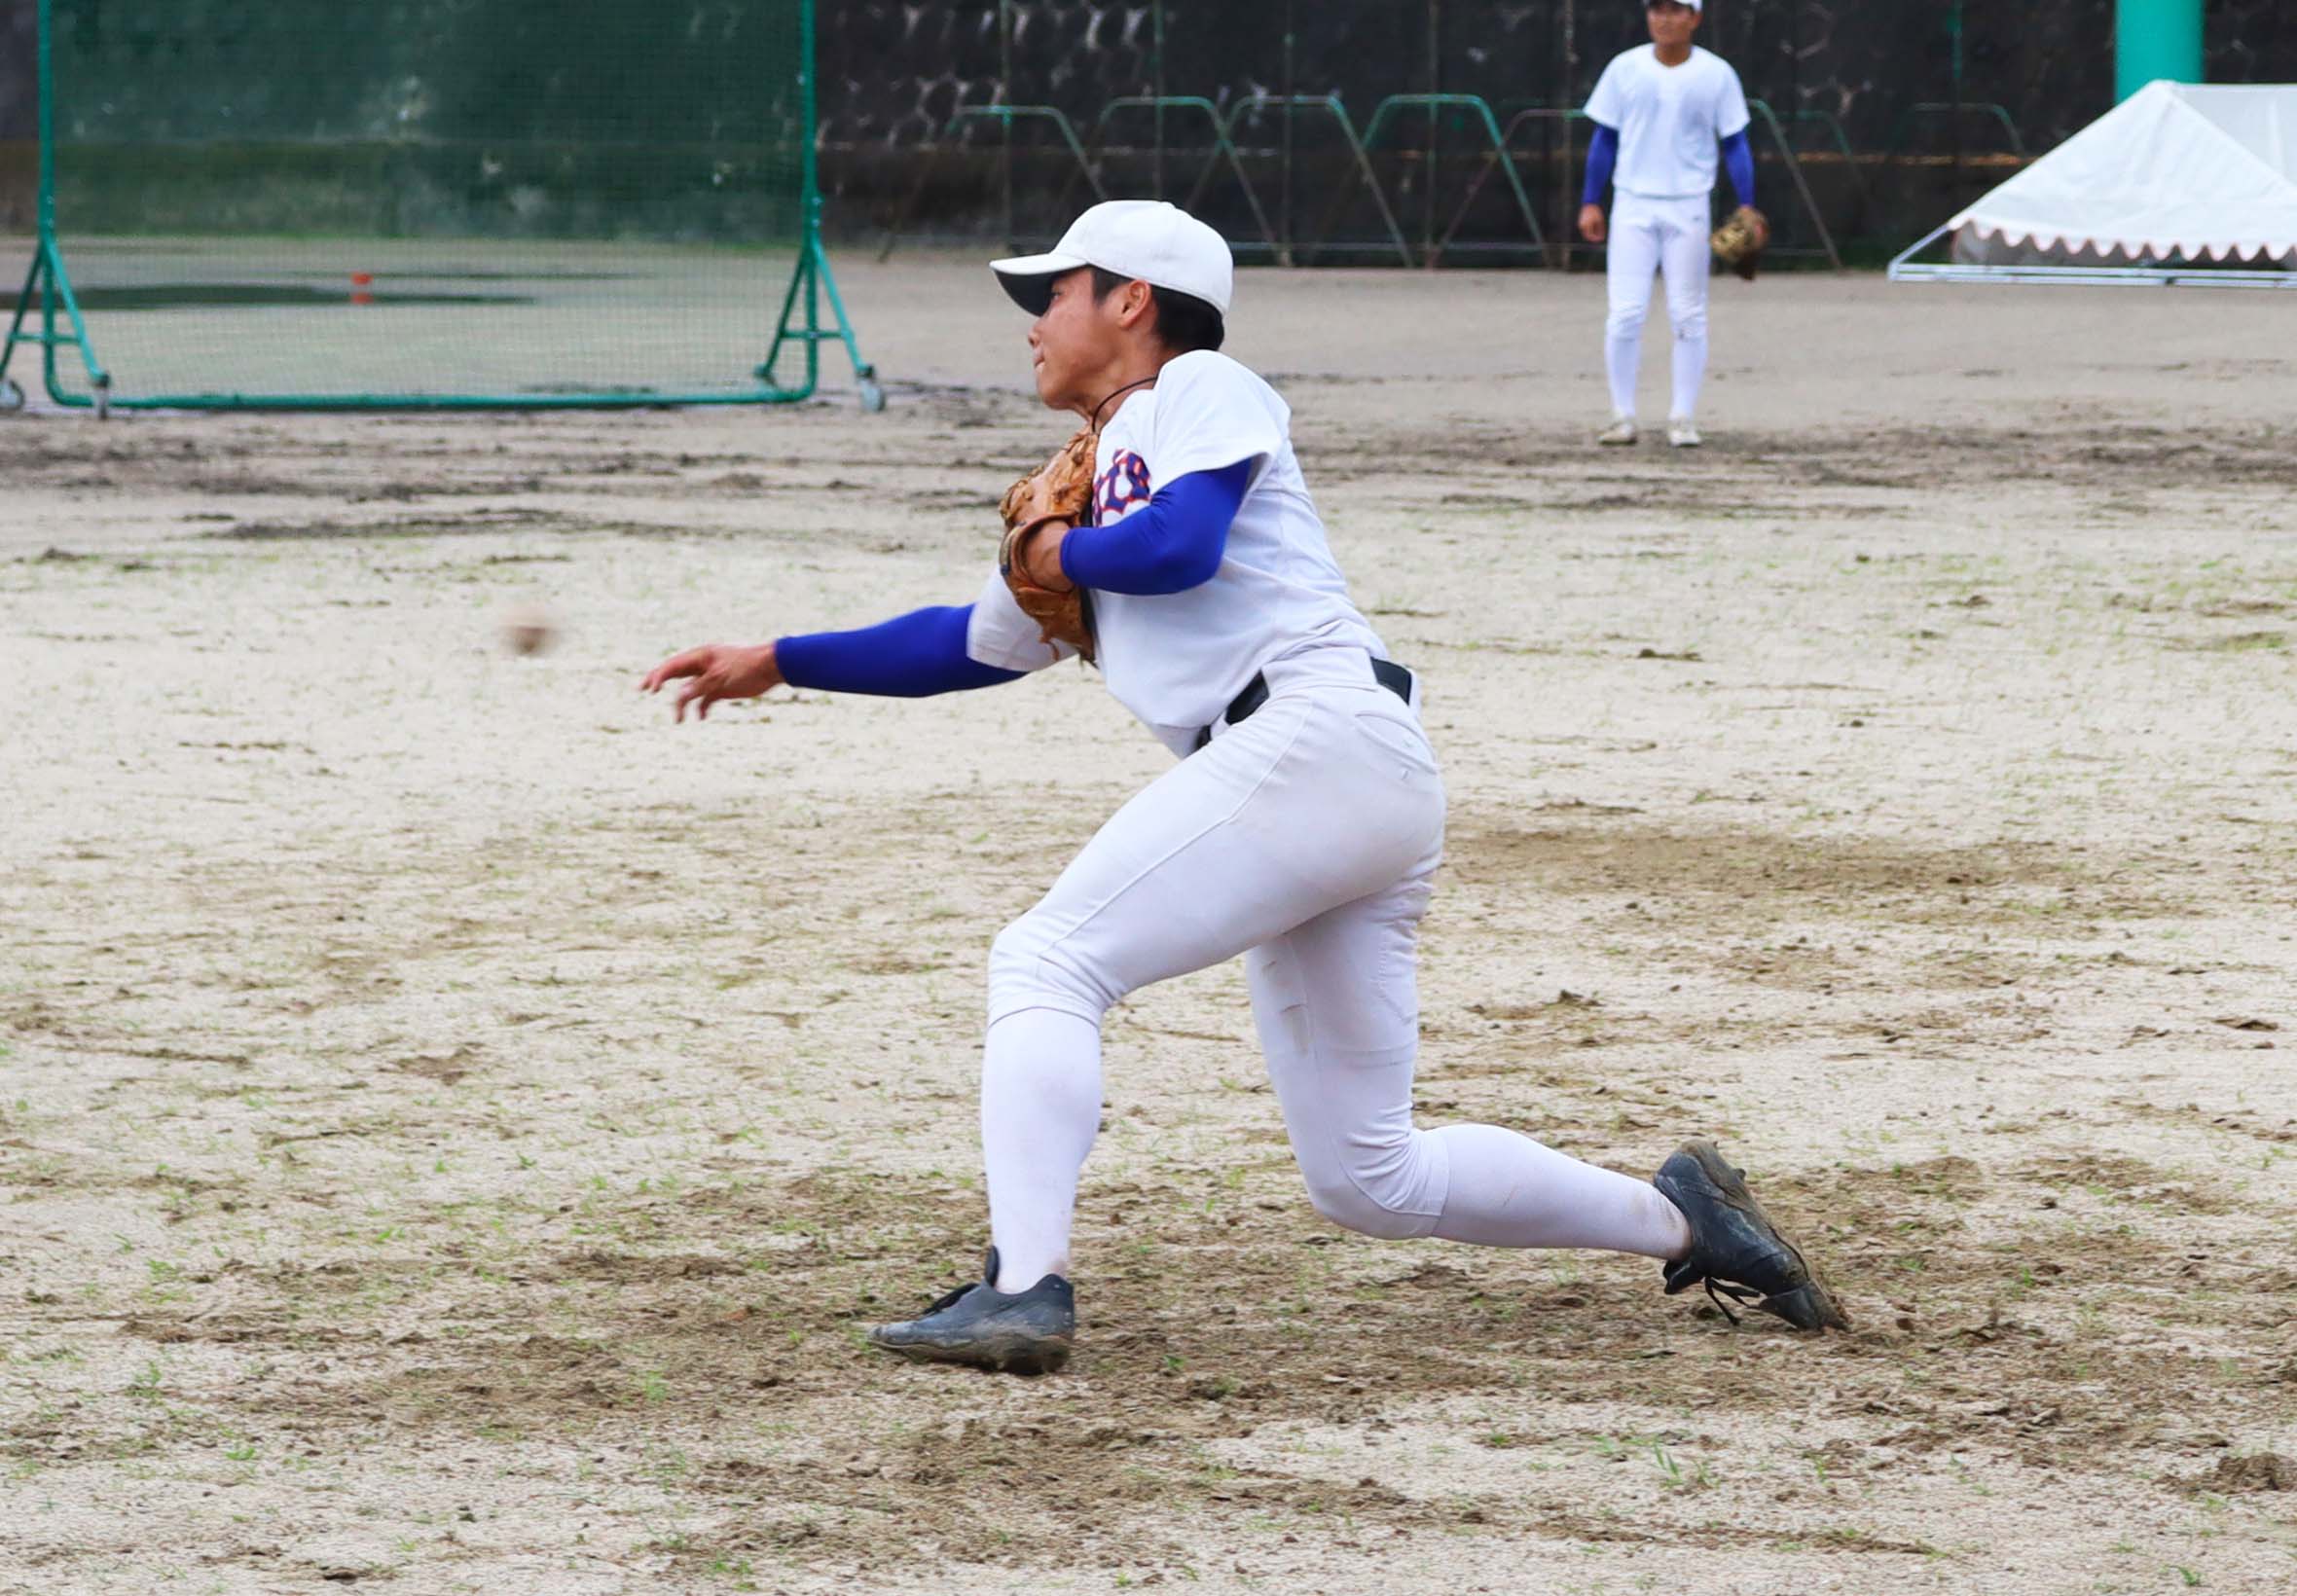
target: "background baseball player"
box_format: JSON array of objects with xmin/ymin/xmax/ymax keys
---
[
  {"xmin": 641, "ymin": 200, "xmax": 1844, "ymax": 1374},
  {"xmin": 1579, "ymin": 0, "xmax": 1766, "ymax": 448}
]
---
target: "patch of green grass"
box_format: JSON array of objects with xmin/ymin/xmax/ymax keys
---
[
  {"xmin": 708, "ymin": 1552, "xmax": 758, "ymax": 1589},
  {"xmin": 1649, "ymin": 1440, "xmax": 1713, "ymax": 1492}
]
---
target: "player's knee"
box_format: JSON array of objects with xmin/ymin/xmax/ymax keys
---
[
  {"xmin": 1303, "ymin": 1179, "xmax": 1430, "ymax": 1241},
  {"xmin": 1605, "ymin": 306, "xmax": 1648, "ymax": 339},
  {"xmin": 988, "ymin": 913, "xmax": 1111, "ymax": 1017},
  {"xmin": 1669, "ymin": 308, "xmax": 1707, "ymax": 342},
  {"xmin": 1299, "ymin": 1139, "xmax": 1438, "ymax": 1242},
  {"xmin": 988, "ymin": 914, "xmax": 1059, "ymax": 1004}
]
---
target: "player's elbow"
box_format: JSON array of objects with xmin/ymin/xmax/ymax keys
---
[
  {"xmin": 1151, "ymin": 536, "xmax": 1225, "ymax": 593},
  {"xmin": 1102, "ymin": 525, "xmax": 1223, "ymax": 594}
]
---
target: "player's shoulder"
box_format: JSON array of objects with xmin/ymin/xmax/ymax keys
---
[
  {"xmin": 1163, "ymin": 347, "xmax": 1253, "ymax": 382},
  {"xmin": 1158, "ymin": 348, "xmax": 1274, "ymax": 405},
  {"xmin": 1603, "ymin": 43, "xmax": 1656, "ymax": 73},
  {"xmin": 1148, "ymin": 349, "xmax": 1290, "ymax": 453},
  {"xmin": 1691, "ymin": 46, "xmax": 1744, "ymax": 82}
]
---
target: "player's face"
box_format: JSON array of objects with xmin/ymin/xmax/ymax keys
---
[
  {"xmin": 1646, "ymin": 1, "xmax": 1699, "ymax": 48},
  {"xmin": 1027, "ymin": 269, "xmax": 1123, "ymax": 411}
]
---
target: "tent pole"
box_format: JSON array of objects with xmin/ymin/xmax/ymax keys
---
[{"xmin": 2116, "ymin": 0, "xmax": 2203, "ymax": 102}]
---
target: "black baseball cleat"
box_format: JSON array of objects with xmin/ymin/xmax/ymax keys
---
[
  {"xmin": 1653, "ymin": 1141, "xmax": 1851, "ymax": 1332},
  {"xmin": 867, "ymin": 1248, "xmax": 1076, "ymax": 1374}
]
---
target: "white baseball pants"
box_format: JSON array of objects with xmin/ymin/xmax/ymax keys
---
[
  {"xmin": 1603, "ymin": 190, "xmax": 1712, "ymax": 422},
  {"xmin": 978, "ymin": 648, "xmax": 1691, "ymax": 1290}
]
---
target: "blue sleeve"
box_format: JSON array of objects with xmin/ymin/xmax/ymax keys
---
[
  {"xmin": 1057, "ymin": 459, "xmax": 1253, "ymax": 597},
  {"xmin": 1721, "ymin": 128, "xmax": 1755, "ymax": 209},
  {"xmin": 775, "ymin": 604, "xmax": 1020, "ymax": 698},
  {"xmin": 1581, "ymin": 124, "xmax": 1619, "ymax": 206}
]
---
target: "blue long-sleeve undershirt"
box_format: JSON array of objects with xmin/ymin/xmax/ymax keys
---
[
  {"xmin": 1581, "ymin": 124, "xmax": 1619, "ymax": 206},
  {"xmin": 1058, "ymin": 458, "xmax": 1253, "ymax": 596},
  {"xmin": 771, "ymin": 459, "xmax": 1256, "ymax": 697},
  {"xmin": 1721, "ymin": 127, "xmax": 1755, "ymax": 209},
  {"xmin": 775, "ymin": 603, "xmax": 1019, "ymax": 698}
]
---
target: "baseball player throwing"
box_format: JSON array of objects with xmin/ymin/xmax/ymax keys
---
[
  {"xmin": 642, "ymin": 200, "xmax": 1844, "ymax": 1374},
  {"xmin": 1579, "ymin": 0, "xmax": 1765, "ymax": 448}
]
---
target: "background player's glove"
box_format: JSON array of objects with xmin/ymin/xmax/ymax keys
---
[
  {"xmin": 998, "ymin": 427, "xmax": 1100, "ymax": 662},
  {"xmin": 1710, "ymin": 205, "xmax": 1769, "ymax": 281}
]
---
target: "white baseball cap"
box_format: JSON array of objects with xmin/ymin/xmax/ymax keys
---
[{"xmin": 991, "ymin": 200, "xmax": 1234, "ymax": 317}]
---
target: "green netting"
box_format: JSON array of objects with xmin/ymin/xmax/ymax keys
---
[{"xmin": 12, "ymin": 0, "xmax": 857, "ymax": 408}]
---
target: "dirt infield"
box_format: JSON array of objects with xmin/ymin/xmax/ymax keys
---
[{"xmin": 5, "ymin": 260, "xmax": 2296, "ymax": 1595}]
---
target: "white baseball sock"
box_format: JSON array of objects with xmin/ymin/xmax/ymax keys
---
[
  {"xmin": 1604, "ymin": 327, "xmax": 1642, "ymax": 418},
  {"xmin": 979, "ymin": 1005, "xmax": 1103, "ymax": 1291},
  {"xmin": 1669, "ymin": 321, "xmax": 1707, "ymax": 421},
  {"xmin": 980, "ymin": 1004, "xmax": 1693, "ymax": 1282},
  {"xmin": 1426, "ymin": 1124, "xmax": 1692, "ymax": 1257}
]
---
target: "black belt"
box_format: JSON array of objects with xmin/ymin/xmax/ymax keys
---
[{"xmin": 1193, "ymin": 657, "xmax": 1414, "ymax": 752}]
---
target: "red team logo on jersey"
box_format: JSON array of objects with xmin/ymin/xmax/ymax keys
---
[{"xmin": 1096, "ymin": 451, "xmax": 1152, "ymax": 522}]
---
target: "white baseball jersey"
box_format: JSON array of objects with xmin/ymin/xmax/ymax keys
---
[
  {"xmin": 966, "ymin": 348, "xmax": 1388, "ymax": 757},
  {"xmin": 1584, "ymin": 45, "xmax": 1750, "ymax": 200}
]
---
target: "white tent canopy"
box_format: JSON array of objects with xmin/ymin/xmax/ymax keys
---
[{"xmin": 1892, "ymin": 81, "xmax": 2297, "ymax": 286}]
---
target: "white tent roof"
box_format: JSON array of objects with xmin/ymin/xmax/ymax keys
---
[{"xmin": 1952, "ymin": 81, "xmax": 2297, "ymax": 262}]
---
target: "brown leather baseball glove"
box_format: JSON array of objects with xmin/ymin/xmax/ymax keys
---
[
  {"xmin": 998, "ymin": 426, "xmax": 1100, "ymax": 661},
  {"xmin": 1710, "ymin": 204, "xmax": 1770, "ymax": 281}
]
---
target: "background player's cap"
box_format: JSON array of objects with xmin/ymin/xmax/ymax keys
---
[{"xmin": 992, "ymin": 200, "xmax": 1234, "ymax": 317}]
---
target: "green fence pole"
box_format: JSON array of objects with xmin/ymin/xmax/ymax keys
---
[
  {"xmin": 803, "ymin": 0, "xmax": 822, "ymax": 400},
  {"xmin": 1, "ymin": 0, "xmax": 111, "ymax": 411},
  {"xmin": 799, "ymin": 0, "xmax": 822, "ymax": 401},
  {"xmin": 760, "ymin": 0, "xmax": 880, "ymax": 409},
  {"xmin": 2116, "ymin": 0, "xmax": 2204, "ymax": 102}
]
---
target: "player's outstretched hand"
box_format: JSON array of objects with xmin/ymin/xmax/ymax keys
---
[
  {"xmin": 1578, "ymin": 203, "xmax": 1607, "ymax": 244},
  {"xmin": 640, "ymin": 642, "xmax": 783, "ymax": 722}
]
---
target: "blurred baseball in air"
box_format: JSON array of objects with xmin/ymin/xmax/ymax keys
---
[{"xmin": 501, "ymin": 601, "xmax": 556, "ymax": 656}]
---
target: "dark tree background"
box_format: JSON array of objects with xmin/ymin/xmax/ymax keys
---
[
  {"xmin": 3, "ymin": 0, "xmax": 35, "ymax": 230},
  {"xmin": 4, "ymin": 1, "xmax": 2294, "ymax": 241},
  {"xmin": 816, "ymin": 0, "xmax": 2294, "ymax": 151}
]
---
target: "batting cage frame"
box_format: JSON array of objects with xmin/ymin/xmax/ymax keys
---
[{"xmin": 0, "ymin": 0, "xmax": 881, "ymax": 415}]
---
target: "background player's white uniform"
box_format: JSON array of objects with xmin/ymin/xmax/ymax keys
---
[
  {"xmin": 962, "ymin": 350, "xmax": 1688, "ymax": 1291},
  {"xmin": 1585, "ymin": 44, "xmax": 1750, "ymax": 426}
]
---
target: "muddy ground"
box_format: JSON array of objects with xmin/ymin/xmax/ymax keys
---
[{"xmin": 4, "ymin": 260, "xmax": 2296, "ymax": 1595}]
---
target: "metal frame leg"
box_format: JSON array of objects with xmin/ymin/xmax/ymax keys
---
[
  {"xmin": 759, "ymin": 206, "xmax": 883, "ymax": 412},
  {"xmin": 1747, "ymin": 100, "xmax": 1843, "ymax": 272},
  {"xmin": 1359, "ymin": 94, "xmax": 1547, "ymax": 267},
  {"xmin": 883, "ymin": 106, "xmax": 1108, "ymax": 262},
  {"xmin": 1, "ymin": 236, "xmax": 112, "ymax": 415},
  {"xmin": 1089, "ymin": 96, "xmax": 1282, "ymax": 264},
  {"xmin": 1224, "ymin": 95, "xmax": 1410, "ymax": 268}
]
